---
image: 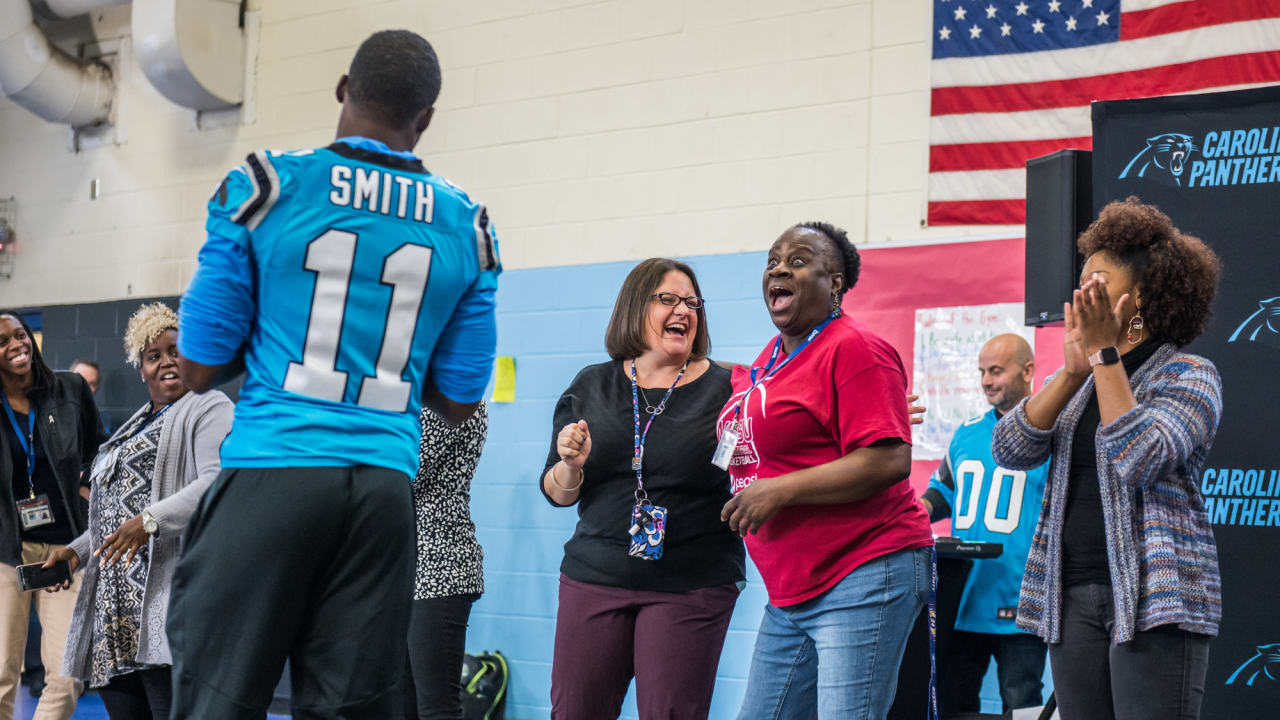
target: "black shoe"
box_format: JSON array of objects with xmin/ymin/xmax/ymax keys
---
[{"xmin": 22, "ymin": 670, "xmax": 46, "ymax": 698}]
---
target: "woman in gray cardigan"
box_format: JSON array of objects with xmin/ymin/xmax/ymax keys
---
[
  {"xmin": 44, "ymin": 303, "xmax": 233, "ymax": 720},
  {"xmin": 993, "ymin": 199, "xmax": 1223, "ymax": 720}
]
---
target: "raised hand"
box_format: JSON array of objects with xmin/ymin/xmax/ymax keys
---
[
  {"xmin": 1062, "ymin": 298, "xmax": 1090, "ymax": 379},
  {"xmin": 1076, "ymin": 277, "xmax": 1127, "ymax": 356},
  {"xmin": 557, "ymin": 419, "xmax": 592, "ymax": 470}
]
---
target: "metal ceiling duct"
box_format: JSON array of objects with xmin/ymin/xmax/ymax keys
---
[
  {"xmin": 133, "ymin": 0, "xmax": 243, "ymax": 111},
  {"xmin": 0, "ymin": 0, "xmax": 114, "ymax": 126},
  {"xmin": 31, "ymin": 0, "xmax": 129, "ymax": 20}
]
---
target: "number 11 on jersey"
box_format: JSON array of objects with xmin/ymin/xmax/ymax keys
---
[{"xmin": 283, "ymin": 229, "xmax": 433, "ymax": 413}]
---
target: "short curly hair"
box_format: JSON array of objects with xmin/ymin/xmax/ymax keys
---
[
  {"xmin": 1076, "ymin": 197, "xmax": 1221, "ymax": 347},
  {"xmin": 792, "ymin": 221, "xmax": 861, "ymax": 295},
  {"xmin": 124, "ymin": 302, "xmax": 179, "ymax": 367}
]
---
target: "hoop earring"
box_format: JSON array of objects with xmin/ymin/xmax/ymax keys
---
[{"xmin": 1127, "ymin": 309, "xmax": 1145, "ymax": 345}]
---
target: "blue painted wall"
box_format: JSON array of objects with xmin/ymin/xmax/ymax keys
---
[{"xmin": 468, "ymin": 251, "xmax": 1050, "ymax": 719}]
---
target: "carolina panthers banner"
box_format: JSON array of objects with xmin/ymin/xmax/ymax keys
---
[{"xmin": 1094, "ymin": 85, "xmax": 1280, "ymax": 717}]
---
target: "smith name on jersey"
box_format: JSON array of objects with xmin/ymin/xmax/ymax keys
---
[
  {"xmin": 179, "ymin": 138, "xmax": 501, "ymax": 479},
  {"xmin": 926, "ymin": 409, "xmax": 1049, "ymax": 635}
]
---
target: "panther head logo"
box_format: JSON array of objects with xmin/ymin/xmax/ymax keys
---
[
  {"xmin": 1225, "ymin": 643, "xmax": 1280, "ymax": 686},
  {"xmin": 1228, "ymin": 296, "xmax": 1280, "ymax": 348},
  {"xmin": 1118, "ymin": 132, "xmax": 1198, "ymax": 186}
]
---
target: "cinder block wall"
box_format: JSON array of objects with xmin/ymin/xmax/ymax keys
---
[{"xmin": 0, "ymin": 0, "xmax": 982, "ymax": 310}]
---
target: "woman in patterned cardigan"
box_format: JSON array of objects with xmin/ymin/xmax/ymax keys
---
[
  {"xmin": 993, "ymin": 198, "xmax": 1223, "ymax": 720},
  {"xmin": 46, "ymin": 303, "xmax": 233, "ymax": 720}
]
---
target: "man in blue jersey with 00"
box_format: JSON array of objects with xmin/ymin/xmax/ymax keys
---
[
  {"xmin": 169, "ymin": 30, "xmax": 499, "ymax": 719},
  {"xmin": 920, "ymin": 334, "xmax": 1049, "ymax": 716}
]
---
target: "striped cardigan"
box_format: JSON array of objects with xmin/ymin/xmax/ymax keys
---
[{"xmin": 992, "ymin": 343, "xmax": 1222, "ymax": 645}]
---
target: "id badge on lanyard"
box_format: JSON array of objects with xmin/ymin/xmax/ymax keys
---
[
  {"xmin": 3, "ymin": 394, "xmax": 52, "ymax": 529},
  {"xmin": 712, "ymin": 313, "xmax": 838, "ymax": 471},
  {"xmin": 627, "ymin": 359, "xmax": 686, "ymax": 561},
  {"xmin": 17, "ymin": 495, "xmax": 53, "ymax": 530},
  {"xmin": 711, "ymin": 423, "xmax": 739, "ymax": 471}
]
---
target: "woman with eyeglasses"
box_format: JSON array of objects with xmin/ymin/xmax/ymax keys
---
[{"xmin": 540, "ymin": 258, "xmax": 744, "ymax": 720}]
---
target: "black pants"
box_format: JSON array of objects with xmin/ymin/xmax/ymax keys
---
[
  {"xmin": 941, "ymin": 630, "xmax": 1046, "ymax": 714},
  {"xmin": 167, "ymin": 466, "xmax": 415, "ymax": 720},
  {"xmin": 1049, "ymin": 583, "xmax": 1211, "ymax": 720},
  {"xmin": 402, "ymin": 594, "xmax": 479, "ymax": 720},
  {"xmin": 97, "ymin": 667, "xmax": 171, "ymax": 720}
]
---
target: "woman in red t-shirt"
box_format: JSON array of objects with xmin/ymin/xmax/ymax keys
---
[{"xmin": 719, "ymin": 222, "xmax": 934, "ymax": 718}]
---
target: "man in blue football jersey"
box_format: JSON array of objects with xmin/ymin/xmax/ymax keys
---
[
  {"xmin": 921, "ymin": 334, "xmax": 1049, "ymax": 715},
  {"xmin": 169, "ymin": 30, "xmax": 499, "ymax": 719}
]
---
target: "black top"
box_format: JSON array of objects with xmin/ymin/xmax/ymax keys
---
[
  {"xmin": 0, "ymin": 373, "xmax": 105, "ymax": 566},
  {"xmin": 4, "ymin": 408, "xmax": 75, "ymax": 544},
  {"xmin": 1062, "ymin": 338, "xmax": 1161, "ymax": 586},
  {"xmin": 542, "ymin": 361, "xmax": 745, "ymax": 592}
]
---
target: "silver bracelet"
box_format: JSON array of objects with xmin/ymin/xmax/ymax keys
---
[{"xmin": 551, "ymin": 462, "xmax": 584, "ymax": 491}]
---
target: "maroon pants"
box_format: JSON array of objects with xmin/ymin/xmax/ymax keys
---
[{"xmin": 550, "ymin": 575, "xmax": 739, "ymax": 720}]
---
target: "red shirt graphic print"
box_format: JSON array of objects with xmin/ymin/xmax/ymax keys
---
[{"xmin": 718, "ymin": 315, "xmax": 933, "ymax": 607}]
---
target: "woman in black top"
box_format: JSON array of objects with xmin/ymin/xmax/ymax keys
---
[
  {"xmin": 541, "ymin": 258, "xmax": 744, "ymax": 720},
  {"xmin": 0, "ymin": 312, "xmax": 105, "ymax": 719}
]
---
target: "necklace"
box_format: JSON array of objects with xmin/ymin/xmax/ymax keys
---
[
  {"xmin": 638, "ymin": 386, "xmax": 665, "ymax": 416},
  {"xmin": 633, "ymin": 362, "xmax": 681, "ymax": 416}
]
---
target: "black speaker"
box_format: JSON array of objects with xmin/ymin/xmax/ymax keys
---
[{"xmin": 1024, "ymin": 149, "xmax": 1092, "ymax": 326}]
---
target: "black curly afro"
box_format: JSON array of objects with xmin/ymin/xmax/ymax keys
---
[{"xmin": 1077, "ymin": 196, "xmax": 1221, "ymax": 347}]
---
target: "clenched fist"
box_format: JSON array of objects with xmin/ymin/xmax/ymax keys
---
[{"xmin": 557, "ymin": 419, "xmax": 592, "ymax": 469}]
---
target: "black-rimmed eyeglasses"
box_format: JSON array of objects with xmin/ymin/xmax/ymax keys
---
[{"xmin": 651, "ymin": 292, "xmax": 704, "ymax": 310}]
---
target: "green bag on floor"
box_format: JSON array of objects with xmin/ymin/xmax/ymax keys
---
[{"xmin": 460, "ymin": 651, "xmax": 508, "ymax": 720}]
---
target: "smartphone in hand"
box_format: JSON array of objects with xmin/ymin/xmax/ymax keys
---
[{"xmin": 17, "ymin": 560, "xmax": 71, "ymax": 592}]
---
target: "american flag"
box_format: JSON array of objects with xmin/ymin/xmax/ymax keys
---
[{"xmin": 928, "ymin": 0, "xmax": 1280, "ymax": 226}]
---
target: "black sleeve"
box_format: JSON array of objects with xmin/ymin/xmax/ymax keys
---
[
  {"xmin": 540, "ymin": 387, "xmax": 581, "ymax": 508},
  {"xmin": 922, "ymin": 455, "xmax": 954, "ymax": 523},
  {"xmin": 74, "ymin": 375, "xmax": 106, "ymax": 486}
]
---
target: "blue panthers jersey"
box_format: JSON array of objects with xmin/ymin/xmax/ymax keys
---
[
  {"xmin": 927, "ymin": 409, "xmax": 1049, "ymax": 634},
  {"xmin": 179, "ymin": 138, "xmax": 500, "ymax": 478}
]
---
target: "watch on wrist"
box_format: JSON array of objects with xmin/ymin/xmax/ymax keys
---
[
  {"xmin": 1088, "ymin": 346, "xmax": 1120, "ymax": 367},
  {"xmin": 141, "ymin": 510, "xmax": 158, "ymax": 536}
]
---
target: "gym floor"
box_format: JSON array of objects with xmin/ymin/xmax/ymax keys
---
[{"xmin": 14, "ymin": 685, "xmax": 291, "ymax": 719}]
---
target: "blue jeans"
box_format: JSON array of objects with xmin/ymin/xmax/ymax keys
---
[{"xmin": 738, "ymin": 547, "xmax": 931, "ymax": 720}]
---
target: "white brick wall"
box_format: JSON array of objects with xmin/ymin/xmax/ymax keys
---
[{"xmin": 0, "ymin": 0, "xmax": 1009, "ymax": 307}]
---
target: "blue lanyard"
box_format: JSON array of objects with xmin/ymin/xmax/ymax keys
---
[
  {"xmin": 733, "ymin": 312, "xmax": 839, "ymax": 423},
  {"xmin": 2, "ymin": 394, "xmax": 36, "ymax": 489},
  {"xmin": 130, "ymin": 403, "xmax": 171, "ymax": 438},
  {"xmin": 630, "ymin": 359, "xmax": 687, "ymax": 499},
  {"xmin": 929, "ymin": 546, "xmax": 939, "ymax": 720}
]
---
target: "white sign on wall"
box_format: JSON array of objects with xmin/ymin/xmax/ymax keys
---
[{"xmin": 912, "ymin": 303, "xmax": 1034, "ymax": 461}]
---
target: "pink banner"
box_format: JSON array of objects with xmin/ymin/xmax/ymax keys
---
[{"xmin": 844, "ymin": 238, "xmax": 1064, "ymax": 532}]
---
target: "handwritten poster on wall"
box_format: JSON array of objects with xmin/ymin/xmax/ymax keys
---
[{"xmin": 912, "ymin": 303, "xmax": 1034, "ymax": 460}]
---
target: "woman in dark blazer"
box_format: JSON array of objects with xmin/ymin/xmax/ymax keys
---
[{"xmin": 0, "ymin": 311, "xmax": 104, "ymax": 720}]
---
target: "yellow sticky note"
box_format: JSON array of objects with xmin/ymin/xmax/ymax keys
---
[{"xmin": 491, "ymin": 356, "xmax": 516, "ymax": 403}]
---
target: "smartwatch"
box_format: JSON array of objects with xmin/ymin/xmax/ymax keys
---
[
  {"xmin": 141, "ymin": 510, "xmax": 159, "ymax": 536},
  {"xmin": 1088, "ymin": 346, "xmax": 1120, "ymax": 367}
]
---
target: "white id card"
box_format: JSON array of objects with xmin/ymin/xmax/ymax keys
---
[
  {"xmin": 711, "ymin": 425, "xmax": 739, "ymax": 470},
  {"xmin": 17, "ymin": 494, "xmax": 54, "ymax": 530}
]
